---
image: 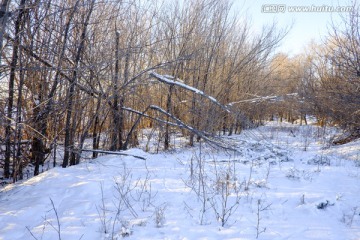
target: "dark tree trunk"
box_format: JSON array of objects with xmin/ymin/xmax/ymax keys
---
[
  {"xmin": 33, "ymin": 137, "xmax": 45, "ymax": 176},
  {"xmin": 13, "ymin": 45, "xmax": 25, "ymax": 182},
  {"xmin": 119, "ymin": 47, "xmax": 131, "ymax": 149},
  {"xmin": 63, "ymin": 81, "xmax": 76, "ymax": 167},
  {"xmin": 110, "ymin": 30, "xmax": 123, "ymax": 150},
  {"xmin": 4, "ymin": 0, "xmax": 26, "ymax": 179},
  {"xmin": 164, "ymin": 85, "xmax": 173, "ymax": 150},
  {"xmin": 92, "ymin": 114, "xmax": 100, "ymax": 158}
]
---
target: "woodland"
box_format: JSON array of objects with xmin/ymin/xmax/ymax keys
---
[{"xmin": 0, "ymin": 0, "xmax": 359, "ymax": 182}]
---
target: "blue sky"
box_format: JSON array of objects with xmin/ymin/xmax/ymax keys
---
[{"xmin": 235, "ymin": 0, "xmax": 352, "ymax": 55}]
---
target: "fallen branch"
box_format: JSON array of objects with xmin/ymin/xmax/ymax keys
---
[{"xmin": 80, "ymin": 149, "xmax": 146, "ymax": 160}]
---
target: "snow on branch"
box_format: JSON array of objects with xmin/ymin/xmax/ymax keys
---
[
  {"xmin": 149, "ymin": 72, "xmax": 231, "ymax": 113},
  {"xmin": 227, "ymin": 93, "xmax": 299, "ymax": 105}
]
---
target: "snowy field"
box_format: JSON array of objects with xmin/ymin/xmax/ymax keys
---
[{"xmin": 1, "ymin": 121, "xmax": 360, "ymax": 240}]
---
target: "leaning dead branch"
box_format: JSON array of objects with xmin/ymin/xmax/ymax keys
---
[
  {"xmin": 149, "ymin": 105, "xmax": 238, "ymax": 152},
  {"xmin": 122, "ymin": 107, "xmax": 180, "ymax": 128}
]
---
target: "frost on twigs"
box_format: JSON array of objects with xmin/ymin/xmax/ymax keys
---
[
  {"xmin": 307, "ymin": 155, "xmax": 331, "ymax": 166},
  {"xmin": 154, "ymin": 204, "xmax": 166, "ymax": 228},
  {"xmin": 285, "ymin": 167, "xmax": 301, "ymax": 180},
  {"xmin": 97, "ymin": 164, "xmax": 156, "ymax": 239},
  {"xmin": 186, "ymin": 149, "xmax": 243, "ymax": 227}
]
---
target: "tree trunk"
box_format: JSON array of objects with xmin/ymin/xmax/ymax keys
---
[
  {"xmin": 119, "ymin": 46, "xmax": 131, "ymax": 149},
  {"xmin": 164, "ymin": 85, "xmax": 173, "ymax": 150},
  {"xmin": 13, "ymin": 44, "xmax": 25, "ymax": 182},
  {"xmin": 110, "ymin": 30, "xmax": 123, "ymax": 150},
  {"xmin": 63, "ymin": 0, "xmax": 95, "ymax": 167},
  {"xmin": 0, "ymin": 0, "xmax": 10, "ymax": 65},
  {"xmin": 69, "ymin": 92, "xmax": 80, "ymax": 166},
  {"xmin": 92, "ymin": 113, "xmax": 100, "ymax": 158},
  {"xmin": 4, "ymin": 0, "xmax": 26, "ymax": 179}
]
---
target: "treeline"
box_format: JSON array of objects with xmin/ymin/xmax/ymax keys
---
[
  {"xmin": 0, "ymin": 0, "xmax": 358, "ymax": 182},
  {"xmin": 257, "ymin": 4, "xmax": 360, "ymax": 138}
]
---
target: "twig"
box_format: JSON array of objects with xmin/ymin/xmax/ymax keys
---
[
  {"xmin": 49, "ymin": 198, "xmax": 62, "ymax": 240},
  {"xmin": 26, "ymin": 226, "xmax": 39, "ymax": 240}
]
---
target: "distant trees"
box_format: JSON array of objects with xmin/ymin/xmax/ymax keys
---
[
  {"xmin": 318, "ymin": 4, "xmax": 360, "ymax": 135},
  {"xmin": 240, "ymin": 1, "xmax": 360, "ymax": 140},
  {"xmin": 294, "ymin": 3, "xmax": 360, "ymax": 141}
]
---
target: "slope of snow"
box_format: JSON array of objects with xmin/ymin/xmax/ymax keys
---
[{"xmin": 1, "ymin": 122, "xmax": 360, "ymax": 240}]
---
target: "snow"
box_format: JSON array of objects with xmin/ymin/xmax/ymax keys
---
[{"xmin": 1, "ymin": 122, "xmax": 360, "ymax": 240}]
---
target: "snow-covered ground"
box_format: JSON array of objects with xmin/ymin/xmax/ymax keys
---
[{"xmin": 1, "ymin": 122, "xmax": 360, "ymax": 240}]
